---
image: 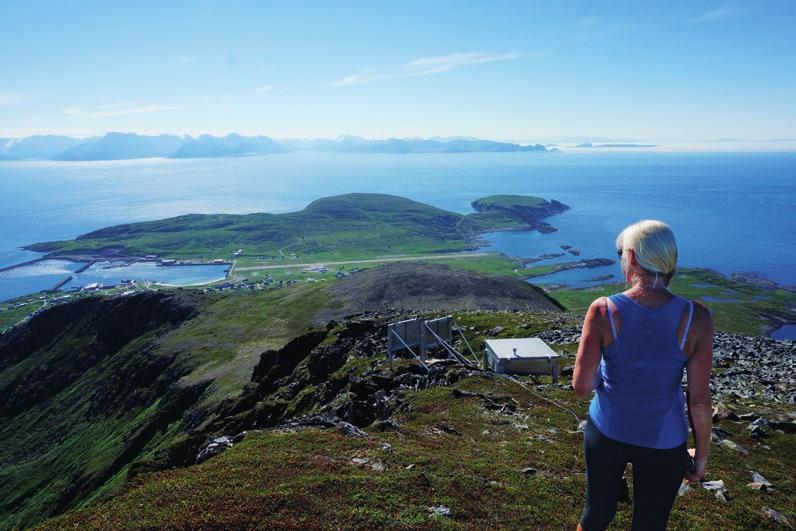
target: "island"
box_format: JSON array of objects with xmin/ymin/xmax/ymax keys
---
[{"xmin": 23, "ymin": 193, "xmax": 570, "ymax": 263}]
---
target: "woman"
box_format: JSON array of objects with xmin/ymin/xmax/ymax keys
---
[{"xmin": 572, "ymin": 220, "xmax": 714, "ymax": 530}]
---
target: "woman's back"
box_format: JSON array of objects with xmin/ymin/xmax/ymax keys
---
[
  {"xmin": 588, "ymin": 292, "xmax": 694, "ymax": 449},
  {"xmin": 575, "ymin": 219, "xmax": 713, "ymax": 531}
]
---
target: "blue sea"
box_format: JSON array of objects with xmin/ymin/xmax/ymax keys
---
[{"xmin": 1, "ymin": 151, "xmax": 794, "ymax": 306}]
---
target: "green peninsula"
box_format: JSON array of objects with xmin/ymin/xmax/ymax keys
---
[{"xmin": 24, "ymin": 193, "xmax": 570, "ymax": 262}]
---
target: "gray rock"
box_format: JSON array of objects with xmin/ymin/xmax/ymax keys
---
[
  {"xmin": 195, "ymin": 435, "xmax": 234, "ymax": 464},
  {"xmin": 373, "ymin": 418, "xmax": 402, "ymax": 431},
  {"xmin": 522, "ymin": 467, "xmax": 537, "ymax": 477},
  {"xmin": 748, "ymin": 418, "xmax": 772, "ymax": 438},
  {"xmin": 762, "ymin": 507, "xmax": 793, "ymax": 528},
  {"xmin": 339, "ymin": 421, "xmax": 372, "ymax": 438},
  {"xmin": 702, "ymin": 479, "xmax": 726, "ymax": 491},
  {"xmin": 718, "ymin": 438, "xmax": 749, "ymax": 456},
  {"xmin": 487, "ymin": 326, "xmax": 504, "ymax": 336},
  {"xmin": 432, "ymin": 423, "xmax": 462, "ymax": 436},
  {"xmin": 712, "ymin": 402, "xmax": 739, "ymax": 422},
  {"xmin": 678, "ymin": 482, "xmax": 693, "ymax": 496},
  {"xmin": 750, "ymin": 470, "xmax": 772, "ymax": 487},
  {"xmin": 429, "ymin": 505, "xmax": 451, "ymax": 517},
  {"xmin": 702, "ymin": 479, "xmax": 730, "ymax": 501}
]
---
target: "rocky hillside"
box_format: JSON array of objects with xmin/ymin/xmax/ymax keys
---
[
  {"xmin": 0, "ymin": 291, "xmax": 209, "ymax": 528},
  {"xmin": 319, "ymin": 262, "xmax": 564, "ymax": 323},
  {"xmin": 0, "ymin": 263, "xmax": 564, "ymax": 528},
  {"xmin": 1, "ymin": 263, "xmax": 793, "ymax": 529},
  {"xmin": 37, "ymin": 311, "xmax": 796, "ymax": 530}
]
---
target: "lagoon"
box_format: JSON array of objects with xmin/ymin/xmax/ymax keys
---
[{"xmin": 0, "ymin": 259, "xmax": 229, "ymax": 302}]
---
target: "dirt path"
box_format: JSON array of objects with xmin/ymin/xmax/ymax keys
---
[{"xmin": 234, "ymin": 252, "xmax": 499, "ymax": 272}]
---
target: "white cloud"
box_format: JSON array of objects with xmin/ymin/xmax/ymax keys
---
[
  {"xmin": 61, "ymin": 102, "xmax": 185, "ymax": 118},
  {"xmin": 254, "ymin": 85, "xmax": 272, "ymax": 94},
  {"xmin": 0, "ymin": 92, "xmax": 22, "ymax": 106},
  {"xmin": 689, "ymin": 6, "xmax": 743, "ymax": 23},
  {"xmin": 581, "ymin": 16, "xmax": 599, "ymax": 25},
  {"xmin": 330, "ymin": 51, "xmax": 523, "ymax": 87}
]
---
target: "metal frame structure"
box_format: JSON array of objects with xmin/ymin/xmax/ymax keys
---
[{"xmin": 387, "ymin": 315, "xmax": 453, "ymax": 369}]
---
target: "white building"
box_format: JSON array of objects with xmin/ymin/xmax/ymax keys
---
[{"xmin": 484, "ymin": 338, "xmax": 560, "ymax": 382}]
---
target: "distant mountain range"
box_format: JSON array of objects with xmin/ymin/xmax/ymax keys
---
[
  {"xmin": 56, "ymin": 132, "xmax": 190, "ymax": 161},
  {"xmin": 0, "ymin": 133, "xmax": 551, "ymax": 161},
  {"xmin": 575, "ymin": 142, "xmax": 657, "ymax": 148}
]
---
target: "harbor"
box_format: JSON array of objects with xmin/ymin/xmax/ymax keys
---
[{"xmin": 0, "ymin": 256, "xmax": 232, "ymax": 302}]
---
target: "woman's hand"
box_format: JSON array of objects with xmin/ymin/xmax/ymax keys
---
[{"xmin": 684, "ymin": 447, "xmax": 707, "ymax": 483}]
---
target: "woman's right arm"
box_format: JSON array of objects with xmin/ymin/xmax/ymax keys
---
[
  {"xmin": 684, "ymin": 301, "xmax": 714, "ymax": 482},
  {"xmin": 572, "ymin": 298, "xmax": 606, "ymax": 398}
]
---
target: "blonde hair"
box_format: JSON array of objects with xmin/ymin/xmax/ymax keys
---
[{"xmin": 615, "ymin": 220, "xmax": 678, "ymax": 283}]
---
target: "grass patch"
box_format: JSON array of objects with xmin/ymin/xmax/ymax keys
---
[{"xmin": 40, "ymin": 364, "xmax": 795, "ymax": 530}]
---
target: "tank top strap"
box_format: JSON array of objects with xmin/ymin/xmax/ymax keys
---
[
  {"xmin": 606, "ymin": 295, "xmax": 619, "ymax": 341},
  {"xmin": 608, "ymin": 292, "xmax": 689, "ymax": 337}
]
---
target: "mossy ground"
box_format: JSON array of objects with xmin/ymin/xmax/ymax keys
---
[{"xmin": 40, "ymin": 356, "xmax": 795, "ymax": 530}]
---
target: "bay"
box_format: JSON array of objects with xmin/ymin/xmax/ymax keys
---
[{"xmin": 0, "ymin": 151, "xmax": 794, "ymax": 302}]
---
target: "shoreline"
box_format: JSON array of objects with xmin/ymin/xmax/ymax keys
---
[{"xmin": 0, "ymin": 253, "xmax": 233, "ymax": 272}]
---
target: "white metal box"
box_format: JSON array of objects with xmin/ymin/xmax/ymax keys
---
[{"xmin": 484, "ymin": 337, "xmax": 560, "ymax": 382}]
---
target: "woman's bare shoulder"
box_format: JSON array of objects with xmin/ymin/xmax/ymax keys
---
[
  {"xmin": 684, "ymin": 298, "xmax": 714, "ymax": 336},
  {"xmin": 586, "ymin": 296, "xmax": 610, "ymax": 318}
]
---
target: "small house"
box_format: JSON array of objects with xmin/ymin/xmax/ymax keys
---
[{"xmin": 484, "ymin": 338, "xmax": 560, "ymax": 382}]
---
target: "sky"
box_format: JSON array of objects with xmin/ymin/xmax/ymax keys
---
[{"xmin": 1, "ymin": 0, "xmax": 795, "ymax": 145}]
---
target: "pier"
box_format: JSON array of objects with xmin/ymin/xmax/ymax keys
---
[
  {"xmin": 74, "ymin": 259, "xmax": 96, "ymax": 273},
  {"xmin": 50, "ymin": 275, "xmax": 74, "ymax": 291},
  {"xmin": 0, "ymin": 257, "xmax": 44, "ymax": 273}
]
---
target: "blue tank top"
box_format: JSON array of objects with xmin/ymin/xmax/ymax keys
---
[{"xmin": 588, "ymin": 292, "xmax": 694, "ymax": 449}]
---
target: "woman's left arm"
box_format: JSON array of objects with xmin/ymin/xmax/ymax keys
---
[{"xmin": 572, "ymin": 298, "xmax": 606, "ymax": 398}]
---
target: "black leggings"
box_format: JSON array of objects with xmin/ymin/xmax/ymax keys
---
[{"xmin": 580, "ymin": 415, "xmax": 688, "ymax": 531}]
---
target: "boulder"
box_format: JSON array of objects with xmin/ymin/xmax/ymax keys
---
[
  {"xmin": 195, "ymin": 436, "xmax": 233, "ymax": 464},
  {"xmin": 428, "ymin": 505, "xmax": 451, "ymax": 517},
  {"xmin": 487, "ymin": 326, "xmax": 504, "ymax": 336},
  {"xmin": 762, "ymin": 507, "xmax": 793, "ymax": 528}
]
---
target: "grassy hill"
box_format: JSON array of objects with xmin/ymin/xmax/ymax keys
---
[
  {"xmin": 35, "ymin": 310, "xmax": 796, "ymax": 530},
  {"xmin": 2, "ymin": 262, "xmax": 794, "ymax": 529},
  {"xmin": 0, "ymin": 263, "xmax": 566, "ymax": 529},
  {"xmin": 22, "ymin": 193, "xmax": 569, "ymax": 261}
]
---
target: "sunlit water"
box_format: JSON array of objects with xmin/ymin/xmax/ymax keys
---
[{"xmin": 1, "ymin": 151, "xmax": 794, "ymax": 305}]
